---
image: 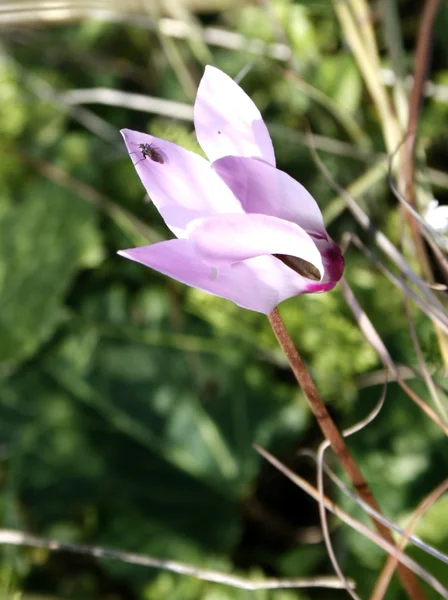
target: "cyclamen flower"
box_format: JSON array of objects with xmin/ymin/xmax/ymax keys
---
[{"xmin": 119, "ymin": 66, "xmax": 344, "ymax": 314}]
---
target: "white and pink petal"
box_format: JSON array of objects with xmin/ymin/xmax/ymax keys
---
[
  {"xmin": 187, "ymin": 213, "xmax": 324, "ymax": 276},
  {"xmin": 212, "ymin": 156, "xmax": 326, "ymax": 236},
  {"xmin": 118, "ymin": 239, "xmax": 317, "ymax": 314},
  {"xmin": 194, "ymin": 66, "xmax": 276, "ymax": 166}
]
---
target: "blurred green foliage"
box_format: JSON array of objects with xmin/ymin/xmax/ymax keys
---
[{"xmin": 0, "ymin": 1, "xmax": 448, "ymax": 599}]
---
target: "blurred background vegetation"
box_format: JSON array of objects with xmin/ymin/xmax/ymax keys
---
[{"xmin": 0, "ymin": 0, "xmax": 448, "ymax": 598}]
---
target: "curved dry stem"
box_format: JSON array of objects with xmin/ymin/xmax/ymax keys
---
[
  {"xmin": 316, "ymin": 379, "xmax": 388, "ymax": 600},
  {"xmin": 0, "ymin": 529, "xmax": 351, "ymax": 591},
  {"xmin": 371, "ymin": 478, "xmax": 448, "ymax": 600},
  {"xmin": 341, "ymin": 277, "xmax": 448, "ymax": 436},
  {"xmin": 254, "ymin": 445, "xmax": 448, "ymax": 598},
  {"xmin": 306, "ymin": 128, "xmax": 447, "ymax": 324},
  {"xmin": 403, "ymin": 299, "xmax": 448, "ymax": 424},
  {"xmin": 387, "ymin": 136, "xmax": 448, "ymax": 253},
  {"xmin": 304, "ymin": 453, "xmax": 448, "ymax": 566}
]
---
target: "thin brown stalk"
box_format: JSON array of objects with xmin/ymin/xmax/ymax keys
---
[
  {"xmin": 371, "ymin": 478, "xmax": 448, "ymax": 600},
  {"xmin": 400, "ymin": 0, "xmax": 443, "ymax": 279},
  {"xmin": 267, "ymin": 309, "xmax": 426, "ymax": 600},
  {"xmin": 401, "ymin": 0, "xmax": 442, "ymax": 209}
]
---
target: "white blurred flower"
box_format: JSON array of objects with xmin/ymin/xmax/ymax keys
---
[{"xmin": 424, "ymin": 200, "xmax": 448, "ymax": 234}]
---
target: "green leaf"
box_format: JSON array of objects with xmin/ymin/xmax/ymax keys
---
[{"xmin": 0, "ymin": 180, "xmax": 103, "ymax": 368}]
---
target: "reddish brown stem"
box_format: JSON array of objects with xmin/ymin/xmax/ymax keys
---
[
  {"xmin": 268, "ymin": 308, "xmax": 426, "ymax": 600},
  {"xmin": 400, "ymin": 0, "xmax": 442, "ymax": 279}
]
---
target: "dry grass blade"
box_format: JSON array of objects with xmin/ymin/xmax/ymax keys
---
[
  {"xmin": 2, "ymin": 53, "xmax": 119, "ymax": 143},
  {"xmin": 254, "ymin": 445, "xmax": 448, "ymax": 598},
  {"xmin": 386, "ymin": 137, "xmax": 448, "ymax": 289},
  {"xmin": 59, "ymin": 88, "xmax": 194, "ymax": 120},
  {"xmin": 306, "ymin": 129, "xmax": 447, "ymax": 321},
  {"xmin": 388, "ymin": 163, "xmax": 448, "ymax": 253},
  {"xmin": 371, "ymin": 478, "xmax": 448, "ymax": 600},
  {"xmin": 341, "ymin": 278, "xmax": 448, "ymax": 436},
  {"xmin": 399, "ymin": 0, "xmax": 443, "ymax": 248},
  {"xmin": 314, "ymin": 380, "xmax": 388, "ymax": 600},
  {"xmin": 344, "ymin": 232, "xmax": 448, "ymax": 337},
  {"xmin": 380, "ymin": 0, "xmax": 408, "ymax": 127},
  {"xmin": 403, "ymin": 298, "xmax": 448, "ymax": 424},
  {"xmin": 396, "ymin": 0, "xmax": 448, "ymax": 366},
  {"xmin": 303, "ymin": 450, "xmax": 448, "ymax": 567},
  {"xmin": 0, "ymin": 529, "xmax": 350, "ymax": 591},
  {"xmin": 333, "ymin": 0, "xmax": 400, "ymax": 152}
]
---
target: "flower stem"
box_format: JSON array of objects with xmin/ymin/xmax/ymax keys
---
[{"xmin": 267, "ymin": 308, "xmax": 426, "ymax": 600}]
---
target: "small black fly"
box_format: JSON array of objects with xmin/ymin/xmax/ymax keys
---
[{"xmin": 130, "ymin": 143, "xmax": 165, "ymax": 165}]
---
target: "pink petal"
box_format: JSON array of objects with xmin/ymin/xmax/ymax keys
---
[
  {"xmin": 118, "ymin": 239, "xmax": 313, "ymax": 314},
  {"xmin": 187, "ymin": 213, "xmax": 323, "ymax": 273},
  {"xmin": 194, "ymin": 66, "xmax": 276, "ymax": 166},
  {"xmin": 212, "ymin": 156, "xmax": 326, "ymax": 235},
  {"xmin": 121, "ymin": 128, "xmax": 241, "ymax": 237}
]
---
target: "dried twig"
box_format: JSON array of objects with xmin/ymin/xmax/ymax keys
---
[
  {"xmin": 59, "ymin": 88, "xmax": 194, "ymax": 120},
  {"xmin": 301, "ymin": 451, "xmax": 448, "ymax": 567},
  {"xmin": 0, "ymin": 529, "xmax": 349, "ymax": 592},
  {"xmin": 341, "ymin": 278, "xmax": 448, "ymax": 436},
  {"xmin": 401, "ymin": 0, "xmax": 442, "ymax": 214},
  {"xmin": 315, "ymin": 380, "xmax": 388, "ymax": 599},
  {"xmin": 254, "ymin": 445, "xmax": 448, "ymax": 598},
  {"xmin": 371, "ymin": 478, "xmax": 448, "ymax": 600},
  {"xmin": 306, "ymin": 128, "xmax": 447, "ymax": 325},
  {"xmin": 403, "ymin": 299, "xmax": 448, "ymax": 424}
]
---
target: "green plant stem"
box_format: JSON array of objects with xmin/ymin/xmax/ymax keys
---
[
  {"xmin": 348, "ymin": 0, "xmax": 379, "ymax": 66},
  {"xmin": 267, "ymin": 308, "xmax": 427, "ymax": 600},
  {"xmin": 333, "ymin": 0, "xmax": 401, "ymax": 153},
  {"xmin": 380, "ymin": 0, "xmax": 409, "ymax": 128}
]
